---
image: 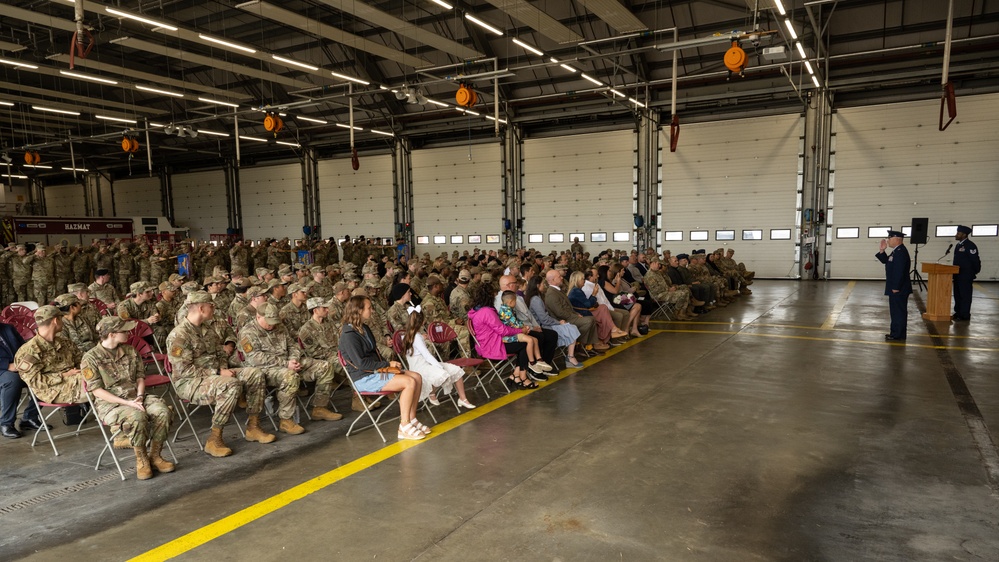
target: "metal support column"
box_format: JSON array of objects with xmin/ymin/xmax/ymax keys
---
[
  {"xmin": 160, "ymin": 167, "xmax": 174, "ymax": 223},
  {"xmin": 635, "ymin": 109, "xmax": 662, "ymax": 252},
  {"xmin": 86, "ymin": 173, "xmax": 103, "ymax": 217},
  {"xmin": 393, "ymin": 138, "xmax": 414, "ymax": 249},
  {"xmin": 224, "ymin": 159, "xmax": 242, "ymax": 235},
  {"xmin": 501, "ymin": 125, "xmax": 524, "ymax": 252},
  {"xmin": 801, "ymin": 89, "xmax": 833, "ymax": 279},
  {"xmin": 301, "ymin": 147, "xmax": 321, "ymax": 240}
]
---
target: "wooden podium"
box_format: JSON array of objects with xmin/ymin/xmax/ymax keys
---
[{"xmin": 921, "ymin": 263, "xmax": 960, "ymax": 321}]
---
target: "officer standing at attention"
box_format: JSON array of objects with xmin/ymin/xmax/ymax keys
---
[
  {"xmin": 875, "ymin": 230, "xmax": 912, "ymax": 341},
  {"xmin": 952, "ymin": 225, "xmax": 981, "ymax": 321}
]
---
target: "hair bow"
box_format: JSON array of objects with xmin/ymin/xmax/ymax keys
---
[{"xmin": 407, "ymin": 304, "xmax": 422, "ymax": 315}]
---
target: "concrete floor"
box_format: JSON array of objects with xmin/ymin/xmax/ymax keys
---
[{"xmin": 2, "ymin": 280, "xmax": 998, "ymax": 561}]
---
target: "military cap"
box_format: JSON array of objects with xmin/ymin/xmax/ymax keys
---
[
  {"xmin": 213, "ymin": 266, "xmax": 229, "ymax": 277},
  {"xmin": 255, "ymin": 267, "xmax": 273, "ymax": 278},
  {"xmin": 246, "ymin": 286, "xmax": 268, "ymax": 299},
  {"xmin": 256, "ymin": 302, "xmax": 281, "ymax": 325},
  {"xmin": 332, "ymin": 281, "xmax": 349, "ymax": 294},
  {"xmin": 649, "ymin": 257, "xmax": 661, "ymax": 264},
  {"xmin": 957, "ymin": 225, "xmax": 972, "ymax": 235},
  {"xmin": 294, "ymin": 263, "xmax": 307, "ymax": 271},
  {"xmin": 886, "ymin": 230, "xmax": 905, "ymax": 238},
  {"xmin": 168, "ymin": 273, "xmax": 186, "ymax": 283},
  {"xmin": 95, "ymin": 268, "xmax": 111, "ymax": 277},
  {"xmin": 158, "ymin": 281, "xmax": 176, "ymax": 293},
  {"xmin": 310, "ymin": 265, "xmax": 324, "ymax": 274},
  {"xmin": 180, "ymin": 281, "xmax": 201, "ymax": 294},
  {"xmin": 266, "ymin": 279, "xmax": 288, "ymax": 292},
  {"xmin": 129, "ymin": 281, "xmax": 154, "ymax": 295},
  {"xmin": 481, "ymin": 272, "xmax": 493, "ymax": 283},
  {"xmin": 34, "ymin": 305, "xmax": 64, "ymax": 323},
  {"xmin": 457, "ymin": 269, "xmax": 471, "ymax": 282},
  {"xmin": 277, "ymin": 265, "xmax": 293, "ymax": 276},
  {"xmin": 97, "ymin": 316, "xmax": 137, "ymax": 338},
  {"xmin": 185, "ymin": 290, "xmax": 213, "ymax": 304},
  {"xmin": 676, "ymin": 253, "xmax": 690, "ymax": 261},
  {"xmin": 288, "ymin": 282, "xmax": 308, "ymax": 294},
  {"xmin": 67, "ymin": 283, "xmax": 87, "ymax": 293},
  {"xmin": 231, "ymin": 266, "xmax": 248, "ymax": 277},
  {"xmin": 306, "ymin": 297, "xmax": 326, "ymax": 310},
  {"xmin": 362, "ymin": 278, "xmax": 380, "ymax": 288},
  {"xmin": 203, "ymin": 276, "xmax": 225, "ymax": 286},
  {"xmin": 54, "ymin": 293, "xmax": 81, "ymax": 308}
]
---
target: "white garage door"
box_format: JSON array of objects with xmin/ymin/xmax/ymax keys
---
[
  {"xmin": 173, "ymin": 170, "xmax": 228, "ymax": 242},
  {"xmin": 44, "ymin": 184, "xmax": 86, "ymax": 217},
  {"xmin": 112, "ymin": 176, "xmax": 162, "ymax": 217},
  {"xmin": 829, "ymin": 93, "xmax": 999, "ymax": 280},
  {"xmin": 240, "ymin": 163, "xmax": 305, "ymax": 240},
  {"xmin": 523, "ymin": 129, "xmax": 635, "ymax": 253},
  {"xmin": 412, "ymin": 142, "xmax": 503, "ymax": 255},
  {"xmin": 318, "ymin": 154, "xmax": 394, "ymax": 240},
  {"xmin": 661, "ymin": 113, "xmax": 803, "ymax": 278}
]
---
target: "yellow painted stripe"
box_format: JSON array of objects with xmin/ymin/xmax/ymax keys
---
[
  {"xmin": 974, "ymin": 283, "xmax": 995, "ymax": 298},
  {"xmin": 130, "ymin": 332, "xmax": 658, "ymax": 561},
  {"xmin": 821, "ymin": 281, "xmax": 856, "ymax": 330},
  {"xmin": 655, "ymin": 329, "xmax": 999, "ymax": 352},
  {"xmin": 649, "ymin": 320, "xmax": 999, "ymax": 341}
]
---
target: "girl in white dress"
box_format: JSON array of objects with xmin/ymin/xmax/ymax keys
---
[{"xmin": 401, "ymin": 307, "xmax": 476, "ymax": 410}]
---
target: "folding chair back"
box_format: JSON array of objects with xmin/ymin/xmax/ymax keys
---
[
  {"xmin": 9, "ymin": 314, "xmax": 37, "ymax": 341},
  {"xmin": 426, "ymin": 321, "xmax": 487, "ymax": 398},
  {"xmin": 391, "ymin": 330, "xmax": 406, "ymax": 358},
  {"xmin": 1, "ymin": 304, "xmax": 34, "ymax": 323},
  {"xmin": 337, "ymin": 350, "xmax": 399, "ymax": 442},
  {"xmin": 82, "ymin": 379, "xmax": 127, "ymax": 481},
  {"xmin": 89, "ymin": 298, "xmax": 110, "ymax": 317}
]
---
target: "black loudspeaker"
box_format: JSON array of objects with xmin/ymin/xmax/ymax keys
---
[{"xmin": 910, "ymin": 217, "xmax": 929, "ymax": 245}]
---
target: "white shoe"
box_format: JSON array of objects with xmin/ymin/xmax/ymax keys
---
[
  {"xmin": 427, "ymin": 394, "xmax": 440, "ymax": 407},
  {"xmin": 457, "ymin": 398, "xmax": 476, "ymax": 409}
]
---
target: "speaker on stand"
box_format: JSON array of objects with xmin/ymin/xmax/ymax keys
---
[{"xmin": 910, "ymin": 217, "xmax": 928, "ymax": 291}]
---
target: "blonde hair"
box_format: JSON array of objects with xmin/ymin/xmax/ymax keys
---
[{"xmin": 568, "ymin": 271, "xmax": 585, "ymax": 289}]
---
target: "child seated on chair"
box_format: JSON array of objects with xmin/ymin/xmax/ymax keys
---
[
  {"xmin": 497, "ymin": 291, "xmax": 551, "ymax": 376},
  {"xmin": 401, "ymin": 308, "xmax": 476, "ymax": 410}
]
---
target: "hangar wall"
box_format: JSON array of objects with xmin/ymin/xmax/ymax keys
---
[{"xmin": 318, "ymin": 154, "xmax": 395, "ymax": 242}]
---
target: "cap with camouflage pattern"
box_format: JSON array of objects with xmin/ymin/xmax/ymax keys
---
[
  {"xmin": 246, "ymin": 286, "xmax": 268, "ymax": 299},
  {"xmin": 54, "ymin": 293, "xmax": 81, "ymax": 308},
  {"xmin": 306, "ymin": 297, "xmax": 327, "ymax": 310},
  {"xmin": 67, "ymin": 283, "xmax": 87, "ymax": 293},
  {"xmin": 185, "ymin": 290, "xmax": 213, "ymax": 304},
  {"xmin": 34, "ymin": 305, "xmax": 64, "ymax": 323},
  {"xmin": 288, "ymin": 282, "xmax": 308, "ymax": 294},
  {"xmin": 129, "ymin": 281, "xmax": 154, "ymax": 295},
  {"xmin": 97, "ymin": 316, "xmax": 137, "ymax": 338},
  {"xmin": 332, "ymin": 281, "xmax": 349, "ymax": 294},
  {"xmin": 256, "ymin": 302, "xmax": 282, "ymax": 325}
]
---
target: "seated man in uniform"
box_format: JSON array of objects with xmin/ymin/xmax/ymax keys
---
[
  {"xmin": 14, "ymin": 305, "xmax": 86, "ymax": 424},
  {"xmin": 234, "ymin": 286, "xmax": 270, "ymax": 333},
  {"xmin": 279, "ymin": 283, "xmax": 311, "ymax": 336},
  {"xmin": 298, "ymin": 297, "xmax": 347, "ymax": 415},
  {"xmin": 166, "ymin": 291, "xmax": 275, "ymax": 458},
  {"xmin": 88, "ymin": 269, "xmax": 120, "ymax": 311},
  {"xmin": 67, "ymin": 283, "xmax": 101, "ymax": 327},
  {"xmin": 0, "ymin": 320, "xmax": 44, "ymax": 439},
  {"xmin": 82, "ymin": 316, "xmax": 174, "ymax": 480},
  {"xmin": 118, "ymin": 281, "xmax": 161, "ymax": 328}
]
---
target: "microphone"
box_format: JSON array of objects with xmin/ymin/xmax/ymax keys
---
[{"xmin": 937, "ymin": 243, "xmax": 953, "ymax": 262}]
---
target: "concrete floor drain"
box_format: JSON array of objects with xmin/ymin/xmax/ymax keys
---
[{"xmin": 0, "ymin": 469, "xmax": 135, "ymax": 515}]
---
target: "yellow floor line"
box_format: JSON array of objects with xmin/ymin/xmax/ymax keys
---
[
  {"xmin": 654, "ymin": 329, "xmax": 999, "ymax": 352},
  {"xmin": 649, "ymin": 320, "xmax": 999, "ymax": 341},
  {"xmin": 130, "ymin": 332, "xmax": 659, "ymax": 561},
  {"xmin": 974, "ymin": 283, "xmax": 995, "ymax": 298},
  {"xmin": 821, "ymin": 280, "xmax": 856, "ymax": 330}
]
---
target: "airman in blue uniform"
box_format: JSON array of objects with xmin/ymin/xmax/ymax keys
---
[
  {"xmin": 875, "ymin": 230, "xmax": 912, "ymax": 341},
  {"xmin": 952, "ymin": 225, "xmax": 981, "ymax": 321}
]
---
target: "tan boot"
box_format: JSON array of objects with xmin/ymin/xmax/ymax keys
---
[
  {"xmin": 205, "ymin": 427, "xmax": 233, "ymax": 457},
  {"xmin": 113, "ymin": 434, "xmax": 131, "ymax": 449},
  {"xmin": 237, "ymin": 393, "xmax": 248, "ymax": 409},
  {"xmin": 279, "ymin": 418, "xmax": 305, "ymax": 435},
  {"xmin": 311, "ymin": 406, "xmax": 343, "ymax": 421},
  {"xmin": 352, "ymin": 394, "xmax": 366, "ymax": 412},
  {"xmin": 691, "ymin": 297, "xmax": 706, "ymax": 307},
  {"xmin": 244, "ymin": 414, "xmax": 276, "ymax": 444},
  {"xmin": 149, "ymin": 441, "xmax": 175, "ymax": 473},
  {"xmin": 134, "ymin": 446, "xmax": 153, "ymax": 480}
]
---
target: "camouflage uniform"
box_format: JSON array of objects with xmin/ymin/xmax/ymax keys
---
[
  {"xmin": 0, "ymin": 248, "xmax": 13, "ymax": 305},
  {"xmin": 155, "ymin": 296, "xmax": 182, "ymax": 344},
  {"xmin": 115, "ymin": 248, "xmax": 135, "ymax": 295},
  {"xmin": 73, "ymin": 248, "xmax": 94, "ymax": 284},
  {"xmin": 89, "ymin": 281, "xmax": 121, "ymax": 307},
  {"xmin": 82, "ymin": 344, "xmax": 171, "ymax": 446},
  {"xmin": 11, "ymin": 250, "xmax": 32, "ymax": 301},
  {"xmin": 386, "ymin": 300, "xmax": 410, "ymax": 334},
  {"xmin": 644, "ymin": 268, "xmax": 691, "ymax": 311},
  {"xmin": 62, "ymin": 314, "xmax": 99, "ymax": 354},
  {"xmin": 449, "ymin": 284, "xmax": 472, "ymax": 320},
  {"xmin": 54, "ymin": 247, "xmax": 74, "ymax": 296},
  {"xmin": 365, "ymin": 300, "xmax": 395, "ymax": 361},
  {"xmin": 422, "ymin": 292, "xmax": 471, "ymax": 356},
  {"xmin": 118, "ymin": 297, "xmax": 157, "ymax": 323},
  {"xmin": 229, "ymin": 244, "xmax": 250, "ymax": 276},
  {"xmin": 298, "ymin": 317, "xmax": 346, "ymax": 382},
  {"xmin": 94, "ymin": 248, "xmax": 115, "ymax": 279},
  {"xmin": 14, "ymin": 334, "xmax": 84, "ymax": 404},
  {"xmin": 279, "ymin": 301, "xmax": 310, "ymax": 337},
  {"xmin": 234, "ymin": 303, "xmax": 259, "ymax": 334},
  {"xmin": 26, "ymin": 250, "xmax": 56, "ymax": 304}
]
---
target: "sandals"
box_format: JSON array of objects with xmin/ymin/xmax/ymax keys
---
[
  {"xmin": 397, "ymin": 421, "xmax": 425, "ymax": 440},
  {"xmin": 507, "ymin": 376, "xmax": 538, "ymax": 390},
  {"xmin": 413, "ymin": 421, "xmax": 432, "ymax": 435}
]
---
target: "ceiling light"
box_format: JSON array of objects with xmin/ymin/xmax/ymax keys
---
[
  {"xmin": 33, "ymin": 105, "xmax": 80, "ymax": 116},
  {"xmin": 628, "ymin": 98, "xmax": 646, "ymax": 108},
  {"xmin": 560, "ymin": 64, "xmax": 577, "ymax": 73},
  {"xmin": 774, "ymin": 1, "xmax": 786, "ymax": 16},
  {"xmin": 784, "ymin": 19, "xmax": 798, "ymax": 40},
  {"xmin": 199, "ymin": 129, "xmax": 230, "ymax": 137},
  {"xmin": 272, "ymin": 55, "xmax": 319, "ymax": 71},
  {"xmin": 0, "ymin": 57, "xmax": 37, "ymax": 70},
  {"xmin": 512, "ymin": 38, "xmax": 544, "ymax": 57},
  {"xmin": 609, "ymin": 89, "xmax": 626, "ymax": 98},
  {"xmin": 63, "ymin": 167, "xmax": 88, "ymax": 172},
  {"xmin": 484, "ymin": 115, "xmax": 507, "ymax": 124},
  {"xmin": 465, "ymin": 14, "xmax": 504, "ymax": 36},
  {"xmin": 370, "ymin": 129, "xmax": 394, "ymax": 137},
  {"xmin": 336, "ymin": 123, "xmax": 363, "ymax": 131},
  {"xmin": 297, "ymin": 115, "xmax": 328, "ymax": 124},
  {"xmin": 240, "ymin": 135, "xmax": 268, "ymax": 143},
  {"xmin": 6, "ymin": 174, "xmax": 28, "ymax": 180},
  {"xmin": 24, "ymin": 164, "xmax": 53, "ymax": 169},
  {"xmin": 550, "ymin": 57, "xmax": 559, "ymax": 63},
  {"xmin": 464, "ymin": 109, "xmax": 480, "ymax": 116},
  {"xmin": 581, "ymin": 73, "xmax": 603, "ymax": 86},
  {"xmin": 198, "ymin": 34, "xmax": 256, "ymax": 54},
  {"xmin": 96, "ymin": 115, "xmax": 138, "ymax": 124},
  {"xmin": 427, "ymin": 99, "xmax": 449, "ymax": 107},
  {"xmin": 811, "ymin": 75, "xmax": 821, "ymax": 88},
  {"xmin": 105, "ymin": 7, "xmax": 178, "ymax": 31},
  {"xmin": 431, "ymin": 0, "xmax": 453, "ymax": 9},
  {"xmin": 330, "ymin": 71, "xmax": 370, "ymax": 86},
  {"xmin": 198, "ymin": 97, "xmax": 240, "ymax": 108},
  {"xmin": 796, "ymin": 42, "xmax": 807, "ymax": 59},
  {"xmin": 0, "ymin": 101, "xmax": 13, "ymax": 107},
  {"xmin": 276, "ymin": 141, "xmax": 300, "ymax": 147},
  {"xmin": 59, "ymin": 70, "xmax": 117, "ymax": 85},
  {"xmin": 136, "ymin": 85, "xmax": 184, "ymax": 97},
  {"xmin": 803, "ymin": 60, "xmax": 814, "ymax": 75}
]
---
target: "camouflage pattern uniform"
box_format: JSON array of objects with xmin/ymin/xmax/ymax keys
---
[
  {"xmin": 62, "ymin": 313, "xmax": 99, "ymax": 354},
  {"xmin": 82, "ymin": 343, "xmax": 171, "ymax": 446},
  {"xmin": 26, "ymin": 249, "xmax": 56, "ymax": 304},
  {"xmin": 0, "ymin": 247, "xmax": 14, "ymax": 305},
  {"xmin": 386, "ymin": 300, "xmax": 410, "ymax": 334},
  {"xmin": 422, "ymin": 292, "xmax": 471, "ymax": 356},
  {"xmin": 14, "ymin": 333, "xmax": 84, "ymax": 404},
  {"xmin": 114, "ymin": 246, "xmax": 135, "ymax": 295},
  {"xmin": 238, "ymin": 318, "xmax": 312, "ymax": 419},
  {"xmin": 73, "ymin": 247, "xmax": 94, "ymax": 284},
  {"xmin": 365, "ymin": 300, "xmax": 395, "ymax": 361},
  {"xmin": 230, "ymin": 244, "xmax": 250, "ymax": 276},
  {"xmin": 298, "ymin": 317, "xmax": 346, "ymax": 382},
  {"xmin": 118, "ymin": 297, "xmax": 157, "ymax": 324},
  {"xmin": 155, "ymin": 296, "xmax": 182, "ymax": 344},
  {"xmin": 54, "ymin": 246, "xmax": 74, "ymax": 296},
  {"xmin": 644, "ymin": 267, "xmax": 691, "ymax": 311},
  {"xmin": 89, "ymin": 280, "xmax": 121, "ymax": 307},
  {"xmin": 279, "ymin": 301, "xmax": 310, "ymax": 337},
  {"xmin": 94, "ymin": 247, "xmax": 115, "ymax": 279},
  {"xmin": 449, "ymin": 284, "xmax": 472, "ymax": 320}
]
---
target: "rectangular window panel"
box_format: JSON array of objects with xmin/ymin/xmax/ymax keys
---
[
  {"xmin": 433, "ymin": 235, "xmax": 446, "ymax": 244},
  {"xmin": 549, "ymin": 233, "xmax": 565, "ymax": 243},
  {"xmin": 450, "ymin": 235, "xmax": 463, "ymax": 244},
  {"xmin": 528, "ymin": 234, "xmax": 543, "ymax": 243},
  {"xmin": 664, "ymin": 231, "xmax": 683, "ymax": 241},
  {"xmin": 973, "ymin": 224, "xmax": 998, "ymax": 237},
  {"xmin": 868, "ymin": 226, "xmax": 891, "ymax": 239},
  {"xmin": 902, "ymin": 226, "xmax": 912, "ymax": 237},
  {"xmin": 591, "ymin": 232, "xmax": 607, "ymax": 243},
  {"xmin": 742, "ymin": 230, "xmax": 763, "ymax": 240},
  {"xmin": 486, "ymin": 235, "xmax": 500, "ymax": 244},
  {"xmin": 770, "ymin": 229, "xmax": 792, "ymax": 240},
  {"xmin": 935, "ymin": 225, "xmax": 958, "ymax": 237},
  {"xmin": 416, "ymin": 236, "xmax": 430, "ymax": 244},
  {"xmin": 613, "ymin": 232, "xmax": 630, "ymax": 242},
  {"xmin": 690, "ymin": 231, "xmax": 708, "ymax": 241},
  {"xmin": 468, "ymin": 235, "xmax": 482, "ymax": 244},
  {"xmin": 715, "ymin": 230, "xmax": 735, "ymax": 241},
  {"xmin": 836, "ymin": 227, "xmax": 860, "ymax": 239},
  {"xmin": 570, "ymin": 233, "xmax": 584, "ymax": 243}
]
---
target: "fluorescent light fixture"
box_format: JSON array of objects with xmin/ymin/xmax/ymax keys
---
[
  {"xmin": 379, "ymin": 85, "xmax": 389, "ymax": 90},
  {"xmin": 60, "ymin": 70, "xmax": 117, "ymax": 85},
  {"xmin": 136, "ymin": 85, "xmax": 184, "ymax": 97},
  {"xmin": 5, "ymin": 174, "xmax": 28, "ymax": 180},
  {"xmin": 198, "ymin": 34, "xmax": 256, "ymax": 54},
  {"xmin": 369, "ymin": 129, "xmax": 394, "ymax": 137},
  {"xmin": 609, "ymin": 89, "xmax": 625, "ymax": 98},
  {"xmin": 484, "ymin": 115, "xmax": 507, "ymax": 124},
  {"xmin": 432, "ymin": 0, "xmax": 453, "ymax": 9},
  {"xmin": 105, "ymin": 7, "xmax": 178, "ymax": 31},
  {"xmin": 427, "ymin": 99, "xmax": 449, "ymax": 107},
  {"xmin": 336, "ymin": 123, "xmax": 363, "ymax": 131},
  {"xmin": 550, "ymin": 57, "xmax": 559, "ymax": 63},
  {"xmin": 272, "ymin": 55, "xmax": 319, "ymax": 71},
  {"xmin": 796, "ymin": 41, "xmax": 807, "ymax": 59},
  {"xmin": 581, "ymin": 73, "xmax": 602, "ymax": 86},
  {"xmin": 560, "ymin": 64, "xmax": 577, "ymax": 73},
  {"xmin": 811, "ymin": 75, "xmax": 821, "ymax": 88},
  {"xmin": 33, "ymin": 105, "xmax": 80, "ymax": 116},
  {"xmin": 628, "ymin": 97, "xmax": 646, "ymax": 108},
  {"xmin": 63, "ymin": 167, "xmax": 88, "ymax": 172},
  {"xmin": 803, "ymin": 60, "xmax": 814, "ymax": 74},
  {"xmin": 330, "ymin": 71, "xmax": 370, "ymax": 85},
  {"xmin": 465, "ymin": 14, "xmax": 504, "ymax": 36},
  {"xmin": 275, "ymin": 141, "xmax": 300, "ymax": 147},
  {"xmin": 296, "ymin": 115, "xmax": 328, "ymax": 125},
  {"xmin": 96, "ymin": 115, "xmax": 138, "ymax": 124},
  {"xmin": 240, "ymin": 135, "xmax": 268, "ymax": 143},
  {"xmin": 0, "ymin": 101, "xmax": 13, "ymax": 107},
  {"xmin": 774, "ymin": 0, "xmax": 786, "ymax": 16},
  {"xmin": 784, "ymin": 19, "xmax": 798, "ymax": 40},
  {"xmin": 0, "ymin": 57, "xmax": 37, "ymax": 70},
  {"xmin": 512, "ymin": 38, "xmax": 544, "ymax": 57},
  {"xmin": 198, "ymin": 97, "xmax": 240, "ymax": 108},
  {"xmin": 464, "ymin": 109, "xmax": 480, "ymax": 116},
  {"xmin": 199, "ymin": 129, "xmax": 230, "ymax": 137},
  {"xmin": 23, "ymin": 164, "xmax": 53, "ymax": 169}
]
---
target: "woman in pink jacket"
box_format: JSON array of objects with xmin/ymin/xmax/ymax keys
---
[{"xmin": 466, "ymin": 282, "xmax": 538, "ymax": 390}]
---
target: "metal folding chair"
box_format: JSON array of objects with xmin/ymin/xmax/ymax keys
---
[
  {"xmin": 390, "ymin": 330, "xmax": 446, "ymax": 420},
  {"xmin": 166, "ymin": 357, "xmax": 245, "ymax": 450},
  {"xmin": 27, "ymin": 387, "xmax": 98, "ymax": 456},
  {"xmin": 426, "ymin": 321, "xmax": 488, "ymax": 401},
  {"xmin": 337, "ymin": 351, "xmax": 399, "ymax": 443},
  {"xmin": 465, "ymin": 318, "xmax": 514, "ymax": 395}
]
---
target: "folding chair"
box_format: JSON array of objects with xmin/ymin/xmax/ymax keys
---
[
  {"xmin": 465, "ymin": 318, "xmax": 514, "ymax": 395},
  {"xmin": 338, "ymin": 351, "xmax": 399, "ymax": 443},
  {"xmin": 89, "ymin": 298, "xmax": 111, "ymax": 317},
  {"xmin": 166, "ymin": 357, "xmax": 245, "ymax": 450},
  {"xmin": 391, "ymin": 331, "xmax": 445, "ymax": 420},
  {"xmin": 426, "ymin": 322, "xmax": 488, "ymax": 401},
  {"xmin": 1, "ymin": 303, "xmax": 35, "ymax": 323},
  {"xmin": 27, "ymin": 387, "xmax": 98, "ymax": 456},
  {"xmin": 296, "ymin": 338, "xmax": 346, "ymax": 414},
  {"xmin": 648, "ymin": 294, "xmax": 679, "ymax": 320}
]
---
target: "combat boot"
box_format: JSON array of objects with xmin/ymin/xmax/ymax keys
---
[
  {"xmin": 311, "ymin": 406, "xmax": 343, "ymax": 421},
  {"xmin": 205, "ymin": 427, "xmax": 233, "ymax": 457},
  {"xmin": 279, "ymin": 418, "xmax": 305, "ymax": 435},
  {"xmin": 244, "ymin": 415, "xmax": 276, "ymax": 444},
  {"xmin": 149, "ymin": 441, "xmax": 175, "ymax": 473},
  {"xmin": 691, "ymin": 297, "xmax": 706, "ymax": 307},
  {"xmin": 134, "ymin": 446, "xmax": 153, "ymax": 480},
  {"xmin": 113, "ymin": 434, "xmax": 131, "ymax": 449}
]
